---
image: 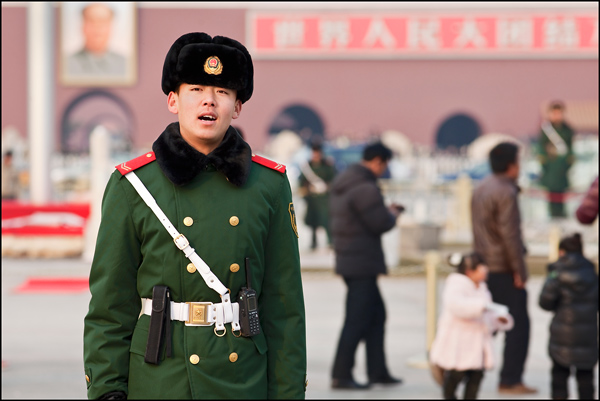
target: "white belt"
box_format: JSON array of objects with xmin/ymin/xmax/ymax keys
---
[{"xmin": 141, "ymin": 298, "xmax": 240, "ymax": 335}]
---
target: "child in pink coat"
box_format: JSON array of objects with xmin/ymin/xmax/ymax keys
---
[{"xmin": 429, "ymin": 252, "xmax": 514, "ymax": 399}]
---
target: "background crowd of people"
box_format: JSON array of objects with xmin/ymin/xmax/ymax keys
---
[{"xmin": 295, "ymin": 136, "xmax": 598, "ymax": 399}]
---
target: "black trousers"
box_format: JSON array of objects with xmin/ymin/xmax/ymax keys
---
[
  {"xmin": 331, "ymin": 276, "xmax": 390, "ymax": 381},
  {"xmin": 486, "ymin": 272, "xmax": 530, "ymax": 386},
  {"xmin": 310, "ymin": 225, "xmax": 332, "ymax": 249},
  {"xmin": 551, "ymin": 358, "xmax": 595, "ymax": 399},
  {"xmin": 443, "ymin": 369, "xmax": 484, "ymax": 399}
]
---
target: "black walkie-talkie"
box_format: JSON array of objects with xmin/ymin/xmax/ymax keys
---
[{"xmin": 238, "ymin": 257, "xmax": 261, "ymax": 337}]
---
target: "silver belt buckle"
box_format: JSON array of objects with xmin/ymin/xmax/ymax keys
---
[{"xmin": 185, "ymin": 302, "xmax": 213, "ymax": 326}]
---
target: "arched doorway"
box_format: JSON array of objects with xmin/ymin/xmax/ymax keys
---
[
  {"xmin": 268, "ymin": 104, "xmax": 325, "ymax": 144},
  {"xmin": 435, "ymin": 113, "xmax": 481, "ymax": 151},
  {"xmin": 60, "ymin": 90, "xmax": 134, "ymax": 154}
]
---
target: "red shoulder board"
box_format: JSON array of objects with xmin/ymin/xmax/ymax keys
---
[
  {"xmin": 251, "ymin": 154, "xmax": 286, "ymax": 173},
  {"xmin": 116, "ymin": 152, "xmax": 156, "ymax": 175}
]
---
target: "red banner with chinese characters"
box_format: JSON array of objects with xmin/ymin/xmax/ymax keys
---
[{"xmin": 247, "ymin": 12, "xmax": 598, "ymax": 59}]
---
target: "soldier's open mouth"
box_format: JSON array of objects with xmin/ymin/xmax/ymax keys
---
[{"xmin": 199, "ymin": 116, "xmax": 216, "ymax": 121}]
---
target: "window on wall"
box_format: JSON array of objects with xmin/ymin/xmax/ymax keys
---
[
  {"xmin": 268, "ymin": 104, "xmax": 325, "ymax": 144},
  {"xmin": 435, "ymin": 113, "xmax": 481, "ymax": 152},
  {"xmin": 60, "ymin": 90, "xmax": 134, "ymax": 154}
]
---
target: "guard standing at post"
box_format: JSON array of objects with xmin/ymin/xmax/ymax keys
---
[
  {"xmin": 537, "ymin": 101, "xmax": 575, "ymax": 218},
  {"xmin": 298, "ymin": 140, "xmax": 337, "ymax": 250},
  {"xmin": 83, "ymin": 32, "xmax": 307, "ymax": 399}
]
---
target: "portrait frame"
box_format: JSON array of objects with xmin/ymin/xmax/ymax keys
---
[{"xmin": 60, "ymin": 2, "xmax": 137, "ymax": 87}]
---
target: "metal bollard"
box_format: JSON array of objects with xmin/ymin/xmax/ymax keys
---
[
  {"xmin": 548, "ymin": 224, "xmax": 561, "ymax": 262},
  {"xmin": 406, "ymin": 250, "xmax": 440, "ymax": 369},
  {"xmin": 425, "ymin": 250, "xmax": 440, "ymax": 352},
  {"xmin": 455, "ymin": 174, "xmax": 472, "ymax": 234},
  {"xmin": 83, "ymin": 125, "xmax": 111, "ymax": 262}
]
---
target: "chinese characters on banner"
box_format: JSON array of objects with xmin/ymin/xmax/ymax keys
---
[{"xmin": 248, "ymin": 13, "xmax": 598, "ymax": 58}]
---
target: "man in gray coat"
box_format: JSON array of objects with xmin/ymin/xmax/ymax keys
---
[{"xmin": 329, "ymin": 142, "xmax": 404, "ymax": 390}]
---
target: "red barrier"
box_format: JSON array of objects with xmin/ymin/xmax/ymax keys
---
[
  {"xmin": 14, "ymin": 277, "xmax": 89, "ymax": 293},
  {"xmin": 522, "ymin": 188, "xmax": 585, "ymax": 201},
  {"xmin": 1, "ymin": 201, "xmax": 90, "ymax": 236},
  {"xmin": 1, "ymin": 201, "xmax": 90, "ymax": 219}
]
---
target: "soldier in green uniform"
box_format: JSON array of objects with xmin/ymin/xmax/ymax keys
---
[
  {"xmin": 298, "ymin": 141, "xmax": 337, "ymax": 250},
  {"xmin": 83, "ymin": 32, "xmax": 307, "ymax": 399},
  {"xmin": 537, "ymin": 101, "xmax": 575, "ymax": 218}
]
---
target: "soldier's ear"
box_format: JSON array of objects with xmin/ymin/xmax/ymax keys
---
[
  {"xmin": 167, "ymin": 91, "xmax": 179, "ymax": 115},
  {"xmin": 232, "ymin": 99, "xmax": 242, "ymax": 120}
]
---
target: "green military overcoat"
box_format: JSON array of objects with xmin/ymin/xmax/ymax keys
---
[
  {"xmin": 537, "ymin": 121, "xmax": 574, "ymax": 193},
  {"xmin": 298, "ymin": 160, "xmax": 337, "ymax": 229},
  {"xmin": 84, "ymin": 124, "xmax": 306, "ymax": 399}
]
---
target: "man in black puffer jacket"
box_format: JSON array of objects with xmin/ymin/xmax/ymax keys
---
[
  {"xmin": 539, "ymin": 233, "xmax": 598, "ymax": 400},
  {"xmin": 329, "ymin": 142, "xmax": 404, "ymax": 390}
]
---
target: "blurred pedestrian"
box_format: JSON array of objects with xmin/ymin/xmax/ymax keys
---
[
  {"xmin": 537, "ymin": 101, "xmax": 575, "ymax": 219},
  {"xmin": 329, "ymin": 142, "xmax": 404, "ymax": 389},
  {"xmin": 83, "ymin": 32, "xmax": 306, "ymax": 399},
  {"xmin": 575, "ymin": 176, "xmax": 598, "ymax": 225},
  {"xmin": 538, "ymin": 233, "xmax": 598, "ymax": 400},
  {"xmin": 298, "ymin": 140, "xmax": 337, "ymax": 250},
  {"xmin": 471, "ymin": 142, "xmax": 537, "ymax": 395},
  {"xmin": 2, "ymin": 151, "xmax": 19, "ymax": 200},
  {"xmin": 430, "ymin": 252, "xmax": 514, "ymax": 400}
]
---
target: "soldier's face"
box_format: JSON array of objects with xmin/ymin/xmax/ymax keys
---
[
  {"xmin": 548, "ymin": 108, "xmax": 563, "ymax": 124},
  {"xmin": 168, "ymin": 84, "xmax": 242, "ymax": 154}
]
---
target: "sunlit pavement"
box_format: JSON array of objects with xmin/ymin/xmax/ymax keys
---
[{"xmin": 2, "ymin": 255, "xmax": 597, "ymax": 399}]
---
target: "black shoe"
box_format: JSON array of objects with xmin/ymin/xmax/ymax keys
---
[
  {"xmin": 369, "ymin": 376, "xmax": 403, "ymax": 386},
  {"xmin": 331, "ymin": 378, "xmax": 371, "ymax": 390}
]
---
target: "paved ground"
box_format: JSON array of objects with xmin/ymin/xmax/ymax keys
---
[{"xmin": 1, "ymin": 254, "xmax": 598, "ymax": 399}]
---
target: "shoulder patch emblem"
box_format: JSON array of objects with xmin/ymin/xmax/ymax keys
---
[
  {"xmin": 116, "ymin": 152, "xmax": 156, "ymax": 175},
  {"xmin": 289, "ymin": 202, "xmax": 299, "ymax": 238},
  {"xmin": 251, "ymin": 154, "xmax": 286, "ymax": 173}
]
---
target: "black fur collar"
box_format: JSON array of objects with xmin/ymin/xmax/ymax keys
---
[{"xmin": 152, "ymin": 122, "xmax": 252, "ymax": 187}]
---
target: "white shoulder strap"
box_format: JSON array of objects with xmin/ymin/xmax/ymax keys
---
[
  {"xmin": 124, "ymin": 171, "xmax": 229, "ymax": 298},
  {"xmin": 541, "ymin": 122, "xmax": 568, "ymax": 156},
  {"xmin": 300, "ymin": 161, "xmax": 327, "ymax": 194}
]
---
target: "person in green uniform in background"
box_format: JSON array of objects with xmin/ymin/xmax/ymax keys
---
[
  {"xmin": 537, "ymin": 101, "xmax": 575, "ymax": 218},
  {"xmin": 83, "ymin": 32, "xmax": 307, "ymax": 400},
  {"xmin": 298, "ymin": 140, "xmax": 337, "ymax": 250}
]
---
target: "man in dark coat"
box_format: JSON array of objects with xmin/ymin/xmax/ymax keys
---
[
  {"xmin": 298, "ymin": 141, "xmax": 337, "ymax": 250},
  {"xmin": 539, "ymin": 233, "xmax": 598, "ymax": 400},
  {"xmin": 329, "ymin": 142, "xmax": 403, "ymax": 390},
  {"xmin": 471, "ymin": 142, "xmax": 537, "ymax": 395}
]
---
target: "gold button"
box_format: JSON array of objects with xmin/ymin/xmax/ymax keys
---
[
  {"xmin": 229, "ymin": 216, "xmax": 239, "ymax": 226},
  {"xmin": 146, "ymin": 153, "xmax": 152, "ymax": 157},
  {"xmin": 230, "ymin": 263, "xmax": 240, "ymax": 273},
  {"xmin": 187, "ymin": 263, "xmax": 196, "ymax": 273},
  {"xmin": 190, "ymin": 354, "xmax": 200, "ymax": 364},
  {"xmin": 183, "ymin": 217, "xmax": 194, "ymax": 226},
  {"xmin": 85, "ymin": 375, "xmax": 90, "ymax": 383},
  {"xmin": 229, "ymin": 352, "xmax": 238, "ymax": 363}
]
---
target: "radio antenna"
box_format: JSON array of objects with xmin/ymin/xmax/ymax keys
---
[{"xmin": 245, "ymin": 257, "xmax": 252, "ymax": 289}]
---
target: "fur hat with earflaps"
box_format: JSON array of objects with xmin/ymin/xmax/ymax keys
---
[{"xmin": 161, "ymin": 32, "xmax": 254, "ymax": 103}]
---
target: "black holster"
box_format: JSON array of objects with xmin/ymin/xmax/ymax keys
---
[{"xmin": 144, "ymin": 285, "xmax": 172, "ymax": 365}]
